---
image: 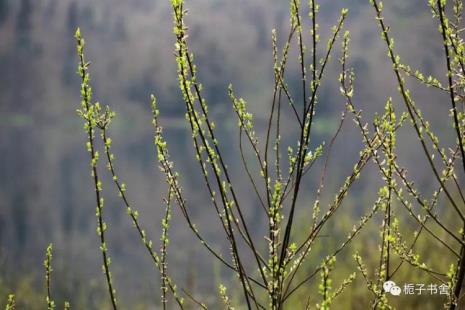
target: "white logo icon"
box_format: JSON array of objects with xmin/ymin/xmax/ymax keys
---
[{"xmin": 383, "ymin": 281, "xmax": 401, "ymax": 296}]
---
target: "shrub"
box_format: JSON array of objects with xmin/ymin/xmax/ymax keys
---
[{"xmin": 3, "ymin": 0, "xmax": 465, "ymax": 309}]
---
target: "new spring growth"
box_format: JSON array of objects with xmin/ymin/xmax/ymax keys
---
[
  {"xmin": 75, "ymin": 28, "xmax": 118, "ymax": 310},
  {"xmin": 5, "ymin": 294, "xmax": 15, "ymax": 310},
  {"xmin": 60, "ymin": 0, "xmax": 465, "ymax": 309},
  {"xmin": 317, "ymin": 256, "xmax": 336, "ymax": 310},
  {"xmin": 44, "ymin": 243, "xmax": 55, "ymax": 310},
  {"xmin": 219, "ymin": 284, "xmax": 235, "ymax": 310}
]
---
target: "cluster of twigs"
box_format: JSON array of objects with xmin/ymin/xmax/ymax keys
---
[
  {"xmin": 345, "ymin": 0, "xmax": 465, "ymax": 308},
  {"xmin": 164, "ymin": 0, "xmax": 381, "ymax": 308},
  {"xmin": 3, "ymin": 0, "xmax": 465, "ymax": 309}
]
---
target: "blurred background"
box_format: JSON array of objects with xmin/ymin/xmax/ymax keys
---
[{"xmin": 0, "ymin": 0, "xmax": 458, "ymax": 308}]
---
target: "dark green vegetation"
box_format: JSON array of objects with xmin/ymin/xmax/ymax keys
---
[{"xmin": 1, "ymin": 0, "xmax": 465, "ymax": 309}]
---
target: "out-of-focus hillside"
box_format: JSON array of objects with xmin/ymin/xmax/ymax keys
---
[{"xmin": 0, "ymin": 0, "xmax": 456, "ymax": 307}]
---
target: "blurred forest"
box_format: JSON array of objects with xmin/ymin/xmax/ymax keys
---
[{"xmin": 0, "ymin": 0, "xmax": 459, "ymax": 308}]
